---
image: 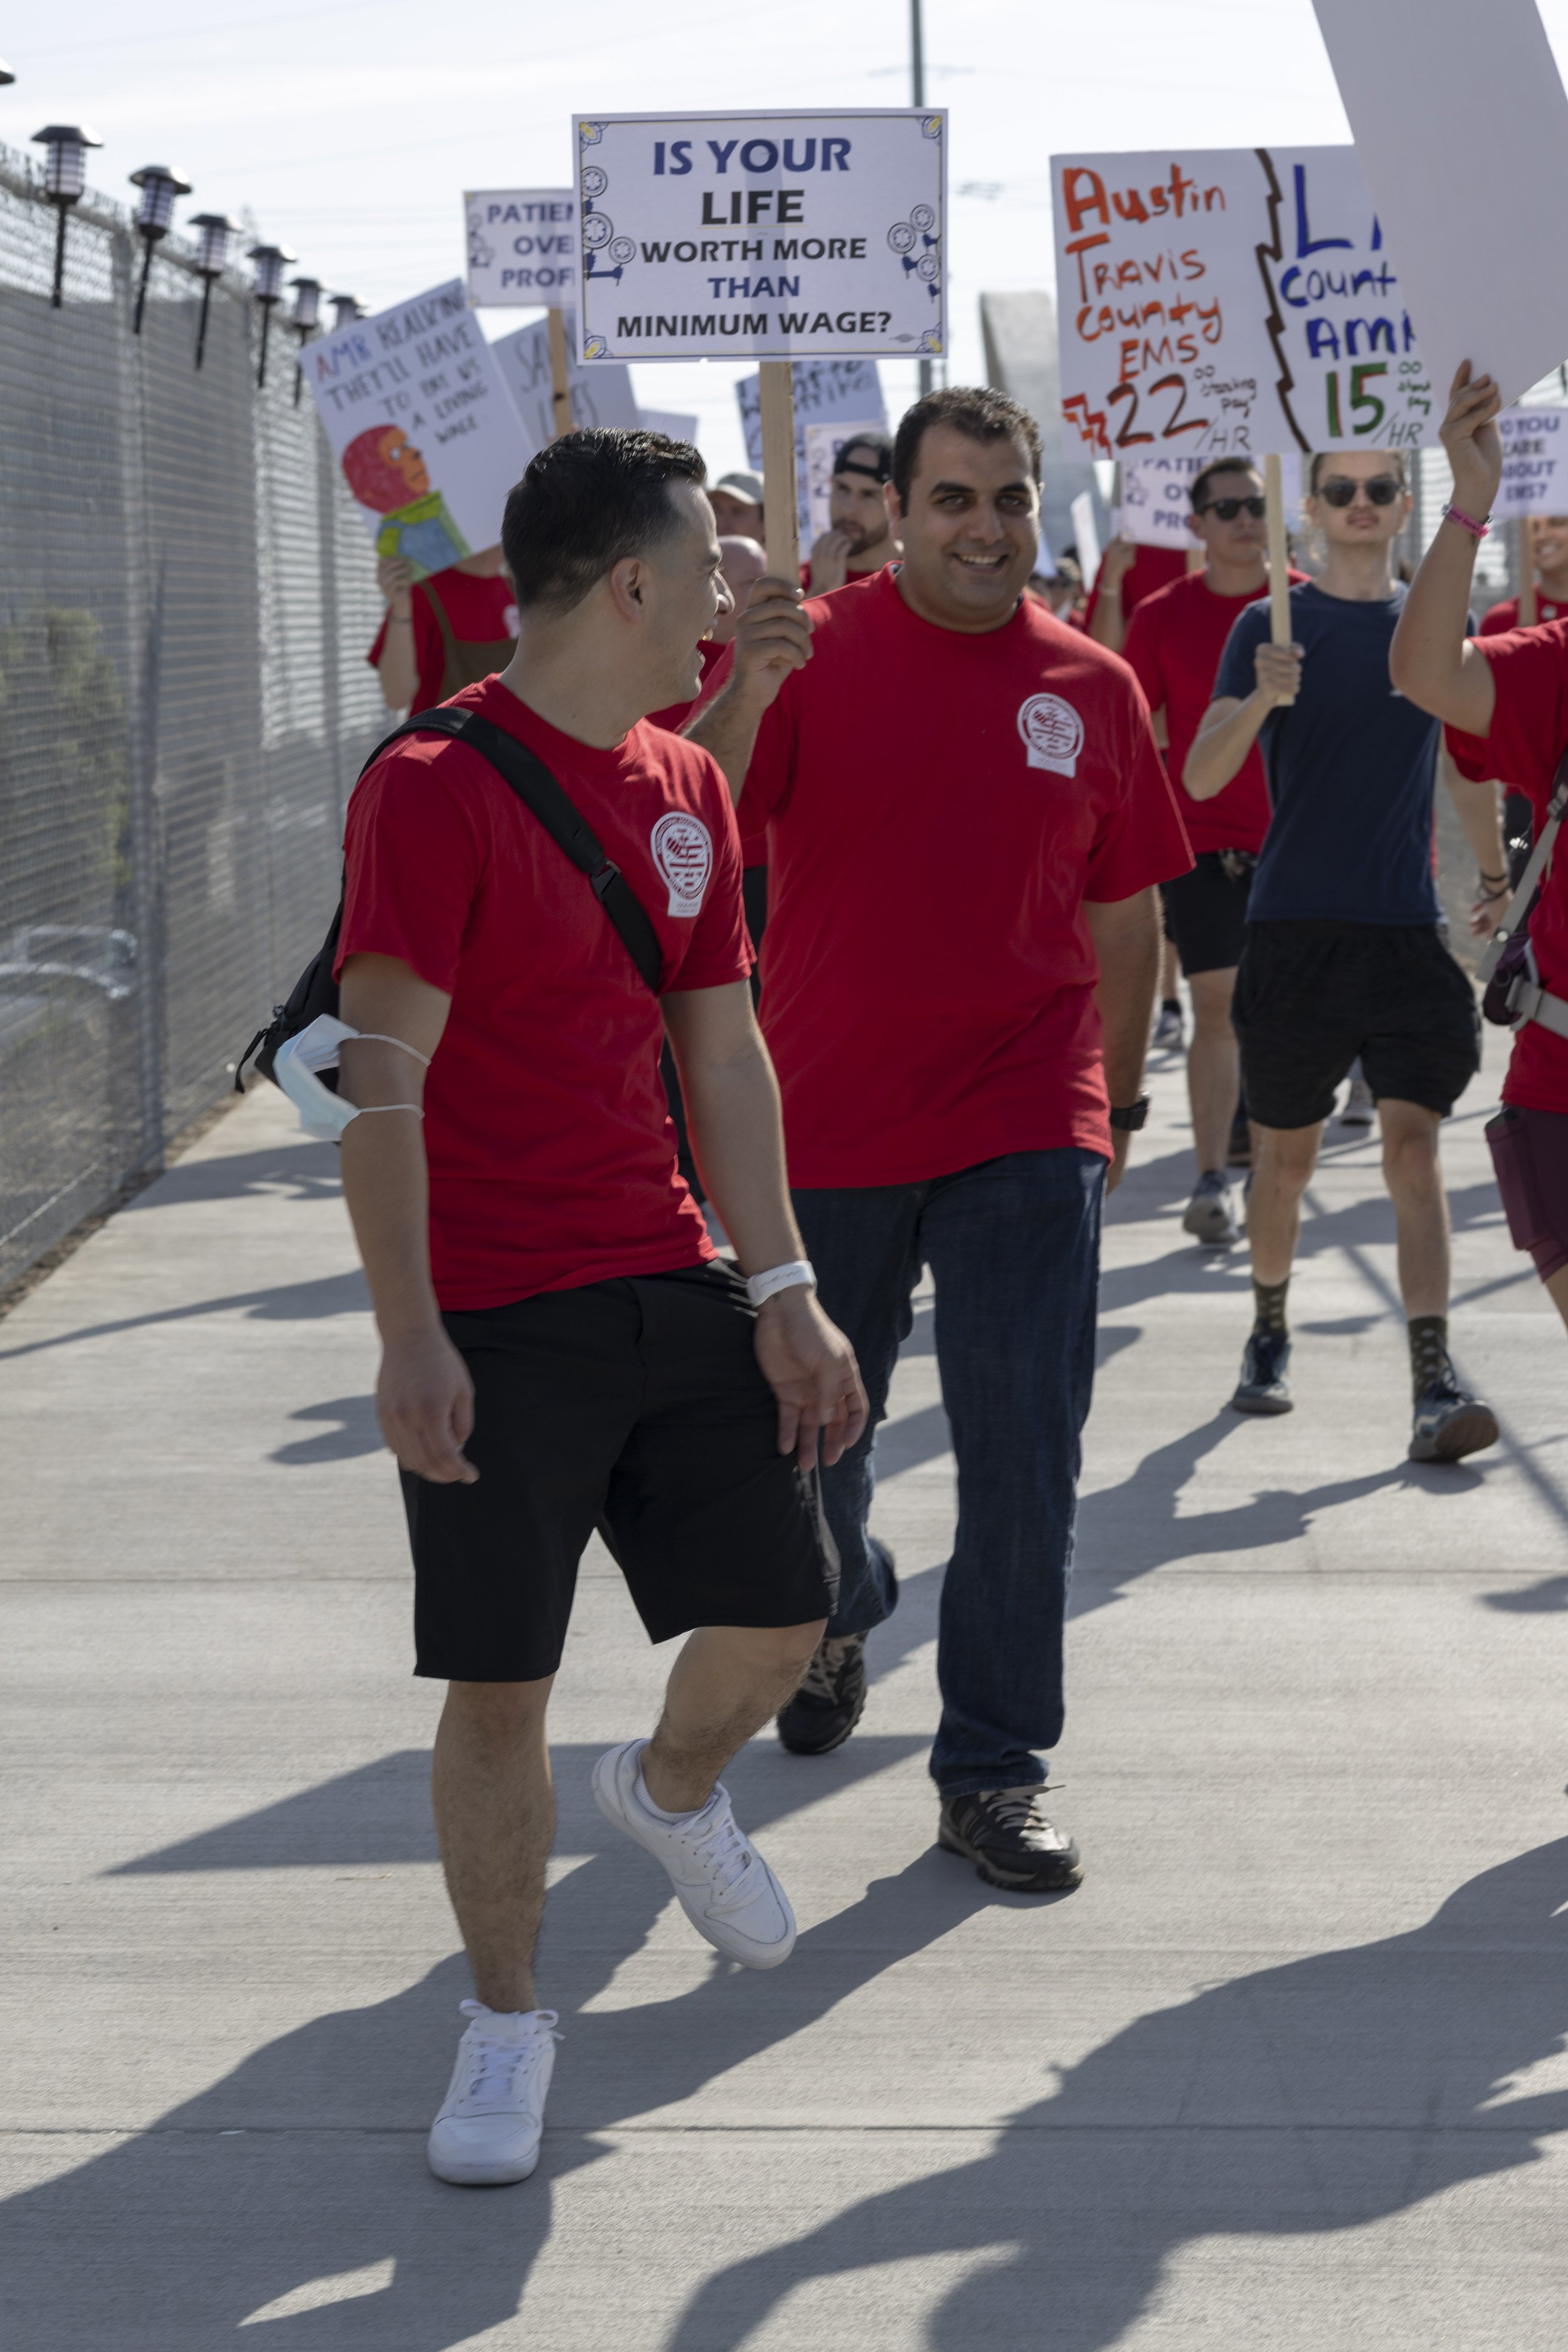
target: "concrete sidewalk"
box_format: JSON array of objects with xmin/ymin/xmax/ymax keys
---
[{"xmin": 3, "ymin": 1034, "xmax": 1567, "ymax": 2350}]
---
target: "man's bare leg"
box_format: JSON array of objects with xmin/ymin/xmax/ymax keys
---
[
  {"xmin": 1247, "ymin": 1120, "xmax": 1325, "ymax": 1286},
  {"xmin": 642, "ymin": 1621, "xmax": 825, "ymax": 1813},
  {"xmin": 432, "ymin": 1677, "xmax": 554, "ymax": 2013},
  {"xmin": 1187, "ymin": 966, "xmax": 1242, "ymax": 1175},
  {"xmin": 1377, "ymin": 1096, "xmax": 1449, "ymax": 1318}
]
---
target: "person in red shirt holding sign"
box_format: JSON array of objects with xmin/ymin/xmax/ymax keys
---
[
  {"xmin": 1393, "ymin": 368, "xmax": 1568, "ymax": 1333},
  {"xmin": 1475, "ymin": 512, "xmax": 1568, "ymax": 905},
  {"xmin": 332, "ymin": 430, "xmax": 865, "ymax": 2187},
  {"xmin": 687, "ymin": 387, "xmax": 1191, "ymax": 1895},
  {"xmin": 1124, "ymin": 459, "xmax": 1306, "ymax": 1246},
  {"xmin": 370, "ymin": 545, "xmax": 521, "ymax": 714}
]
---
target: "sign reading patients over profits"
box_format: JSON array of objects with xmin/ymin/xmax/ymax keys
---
[
  {"xmin": 465, "ymin": 189, "xmax": 578, "ymax": 308},
  {"xmin": 1495, "ymin": 406, "xmax": 1568, "ymax": 518},
  {"xmin": 571, "ymin": 110, "xmax": 946, "ymax": 363},
  {"xmin": 303, "ymin": 280, "xmax": 530, "ymax": 576},
  {"xmin": 1115, "ymin": 450, "xmax": 1303, "ymax": 547},
  {"xmin": 738, "ymin": 359, "xmax": 886, "ymax": 543},
  {"xmin": 1052, "ymin": 147, "xmax": 1436, "ymax": 460},
  {"xmin": 490, "ymin": 313, "xmax": 639, "ymax": 460}
]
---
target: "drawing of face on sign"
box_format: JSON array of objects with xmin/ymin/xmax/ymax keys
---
[{"xmin": 342, "ymin": 425, "xmax": 432, "ymax": 512}]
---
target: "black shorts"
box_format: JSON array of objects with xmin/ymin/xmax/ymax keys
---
[
  {"xmin": 1232, "ymin": 919, "xmax": 1480, "ymax": 1131},
  {"xmin": 1161, "ymin": 852, "xmax": 1254, "ymax": 977},
  {"xmin": 403, "ymin": 1262, "xmax": 838, "ymax": 1682}
]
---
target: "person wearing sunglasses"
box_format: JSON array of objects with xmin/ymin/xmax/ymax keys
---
[
  {"xmin": 1123, "ymin": 461, "xmax": 1306, "ymax": 1246},
  {"xmin": 1185, "ymin": 449, "xmax": 1504, "ymax": 1460}
]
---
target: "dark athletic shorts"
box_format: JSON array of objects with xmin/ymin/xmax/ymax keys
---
[
  {"xmin": 1232, "ymin": 918, "xmax": 1480, "ymax": 1131},
  {"xmin": 1161, "ymin": 852, "xmax": 1254, "ymax": 977},
  {"xmin": 402, "ymin": 1261, "xmax": 839, "ymax": 1683},
  {"xmin": 1486, "ymin": 1103, "xmax": 1568, "ymax": 1284}
]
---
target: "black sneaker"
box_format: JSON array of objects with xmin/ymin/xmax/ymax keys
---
[
  {"xmin": 776, "ymin": 1633, "xmax": 868, "ymax": 1755},
  {"xmin": 1231, "ymin": 1323, "xmax": 1293, "ymax": 1414},
  {"xmin": 938, "ymin": 1788, "xmax": 1082, "ymax": 1893},
  {"xmin": 1409, "ymin": 1370, "xmax": 1500, "ymax": 1463}
]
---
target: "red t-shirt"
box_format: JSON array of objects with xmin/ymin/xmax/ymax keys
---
[
  {"xmin": 734, "ymin": 568, "xmax": 1192, "ymax": 1185},
  {"xmin": 1082, "ymin": 544, "xmax": 1187, "ymax": 638},
  {"xmin": 1446, "ymin": 619, "xmax": 1568, "ymax": 1115},
  {"xmin": 1480, "ymin": 594, "xmax": 1568, "ymax": 635},
  {"xmin": 337, "ymin": 674, "xmax": 751, "ymax": 1308},
  {"xmin": 1122, "ymin": 569, "xmax": 1308, "ymax": 856},
  {"xmin": 368, "ymin": 568, "xmax": 521, "ymax": 714}
]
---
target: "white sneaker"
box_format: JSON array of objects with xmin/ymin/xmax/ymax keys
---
[
  {"xmin": 1339, "ymin": 1076, "xmax": 1375, "ymax": 1127},
  {"xmin": 426, "ymin": 2000, "xmax": 560, "ymax": 2186},
  {"xmin": 591, "ymin": 1737, "xmax": 797, "ymax": 1969},
  {"xmin": 1181, "ymin": 1169, "xmax": 1237, "ymax": 1246}
]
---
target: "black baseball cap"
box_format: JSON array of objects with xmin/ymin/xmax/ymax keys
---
[{"xmin": 833, "ymin": 431, "xmax": 893, "ymax": 484}]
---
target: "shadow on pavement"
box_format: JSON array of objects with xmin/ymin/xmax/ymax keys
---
[{"xmin": 663, "ymin": 1837, "xmax": 1568, "ymax": 2351}]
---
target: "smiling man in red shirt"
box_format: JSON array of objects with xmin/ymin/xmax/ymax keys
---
[
  {"xmin": 331, "ymin": 430, "xmax": 865, "ymax": 2187},
  {"xmin": 688, "ymin": 386, "xmax": 1190, "ymax": 1894}
]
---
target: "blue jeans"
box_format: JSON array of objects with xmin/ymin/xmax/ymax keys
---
[{"xmin": 793, "ymin": 1148, "xmax": 1104, "ymax": 1796}]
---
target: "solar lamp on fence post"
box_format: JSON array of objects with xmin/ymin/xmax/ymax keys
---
[
  {"xmin": 128, "ymin": 164, "xmax": 191, "ymax": 334},
  {"xmin": 289, "ymin": 275, "xmax": 321, "ymax": 406},
  {"xmin": 190, "ymin": 211, "xmax": 239, "ymax": 369},
  {"xmin": 329, "ymin": 293, "xmax": 361, "ymax": 332},
  {"xmin": 33, "ymin": 124, "xmax": 102, "ymax": 307},
  {"xmin": 248, "ymin": 241, "xmax": 296, "ymax": 389},
  {"xmin": 0, "ymin": 58, "xmax": 16, "ymax": 85}
]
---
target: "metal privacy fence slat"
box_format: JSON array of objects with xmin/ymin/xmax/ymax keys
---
[{"xmin": 0, "ymin": 146, "xmax": 384, "ymax": 1286}]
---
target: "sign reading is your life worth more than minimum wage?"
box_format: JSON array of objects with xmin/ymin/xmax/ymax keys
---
[
  {"xmin": 1051, "ymin": 146, "xmax": 1439, "ymax": 461},
  {"xmin": 569, "ymin": 111, "xmax": 946, "ymax": 364}
]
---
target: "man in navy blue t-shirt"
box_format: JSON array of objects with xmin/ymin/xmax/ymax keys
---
[{"xmin": 1185, "ymin": 448, "xmax": 1505, "ymax": 1461}]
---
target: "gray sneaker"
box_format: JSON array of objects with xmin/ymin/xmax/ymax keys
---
[
  {"xmin": 1231, "ymin": 1323, "xmax": 1293, "ymax": 1414},
  {"xmin": 1182, "ymin": 1169, "xmax": 1237, "ymax": 1246},
  {"xmin": 1409, "ymin": 1371, "xmax": 1499, "ymax": 1463}
]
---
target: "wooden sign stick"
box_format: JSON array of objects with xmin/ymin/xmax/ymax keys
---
[
  {"xmin": 1518, "ymin": 516, "xmax": 1539, "ymax": 625},
  {"xmin": 758, "ymin": 359, "xmax": 800, "ymax": 585},
  {"xmin": 1264, "ymin": 452, "xmax": 1295, "ymax": 706},
  {"xmin": 547, "ymin": 307, "xmax": 574, "ymax": 442}
]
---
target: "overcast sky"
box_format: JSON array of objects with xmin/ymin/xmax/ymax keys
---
[{"xmin": 14, "ymin": 1, "xmax": 1568, "ymax": 471}]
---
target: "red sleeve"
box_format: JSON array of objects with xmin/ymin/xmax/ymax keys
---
[
  {"xmin": 336, "ymin": 748, "xmax": 487, "ymax": 993},
  {"xmin": 1083, "ymin": 669, "xmax": 1194, "ymax": 902},
  {"xmin": 1446, "ymin": 622, "xmax": 1568, "ymax": 810},
  {"xmin": 667, "ymin": 758, "xmax": 754, "ymax": 990},
  {"xmin": 734, "ymin": 667, "xmax": 802, "ymax": 834},
  {"xmin": 366, "ymin": 590, "xmax": 444, "ymax": 708},
  {"xmin": 1120, "ymin": 598, "xmax": 1165, "ymax": 715},
  {"xmin": 1478, "ymin": 600, "xmax": 1517, "ymax": 638}
]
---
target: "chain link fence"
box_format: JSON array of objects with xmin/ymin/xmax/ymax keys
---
[{"xmin": 0, "ymin": 145, "xmax": 384, "ymax": 1288}]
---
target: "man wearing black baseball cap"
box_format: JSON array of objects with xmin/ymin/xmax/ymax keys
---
[{"xmin": 807, "ymin": 430, "xmax": 901, "ymax": 595}]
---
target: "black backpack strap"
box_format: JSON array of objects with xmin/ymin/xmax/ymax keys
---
[
  {"xmin": 358, "ymin": 706, "xmax": 665, "ymax": 994},
  {"xmin": 1478, "ymin": 743, "xmax": 1568, "ymax": 985}
]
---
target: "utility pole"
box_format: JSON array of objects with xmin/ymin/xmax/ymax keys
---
[{"xmin": 912, "ymin": 0, "xmax": 932, "ymax": 398}]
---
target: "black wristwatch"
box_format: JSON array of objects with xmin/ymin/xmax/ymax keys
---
[{"xmin": 1108, "ymin": 1094, "xmax": 1150, "ymax": 1132}]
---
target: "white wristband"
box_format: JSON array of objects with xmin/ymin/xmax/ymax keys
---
[{"xmin": 745, "ymin": 1259, "xmax": 815, "ymax": 1308}]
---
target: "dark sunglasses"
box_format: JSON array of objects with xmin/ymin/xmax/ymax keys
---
[
  {"xmin": 1194, "ymin": 494, "xmax": 1266, "ymax": 520},
  {"xmin": 1318, "ymin": 475, "xmax": 1403, "ymax": 507}
]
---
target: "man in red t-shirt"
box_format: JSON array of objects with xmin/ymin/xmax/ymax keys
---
[
  {"xmin": 369, "ymin": 545, "xmax": 521, "ymax": 714},
  {"xmin": 804, "ymin": 430, "xmax": 901, "ymax": 593},
  {"xmin": 1476, "ymin": 513, "xmax": 1568, "ymax": 898},
  {"xmin": 1083, "ymin": 539, "xmax": 1189, "ymax": 656},
  {"xmin": 1393, "ymin": 368, "xmax": 1568, "ymax": 1333},
  {"xmin": 1125, "ymin": 459, "xmax": 1306, "ymax": 1245},
  {"xmin": 330, "ymin": 430, "xmax": 866, "ymax": 2185},
  {"xmin": 687, "ymin": 387, "xmax": 1190, "ymax": 1894}
]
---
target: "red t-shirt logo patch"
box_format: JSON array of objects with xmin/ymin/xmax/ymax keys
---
[
  {"xmin": 1017, "ymin": 692, "xmax": 1084, "ymax": 778},
  {"xmin": 650, "ymin": 811, "xmax": 713, "ymax": 917}
]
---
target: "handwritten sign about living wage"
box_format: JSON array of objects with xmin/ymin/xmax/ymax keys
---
[
  {"xmin": 465, "ymin": 189, "xmax": 579, "ymax": 309},
  {"xmin": 1052, "ymin": 146, "xmax": 1436, "ymax": 463},
  {"xmin": 738, "ymin": 359, "xmax": 886, "ymax": 543},
  {"xmin": 1495, "ymin": 407, "xmax": 1568, "ymax": 518},
  {"xmin": 490, "ymin": 313, "xmax": 638, "ymax": 459},
  {"xmin": 1313, "ymin": 0, "xmax": 1568, "ymax": 417},
  {"xmin": 1116, "ymin": 450, "xmax": 1303, "ymax": 547},
  {"xmin": 303, "ymin": 280, "xmax": 531, "ymax": 576},
  {"xmin": 571, "ymin": 111, "xmax": 945, "ymax": 364}
]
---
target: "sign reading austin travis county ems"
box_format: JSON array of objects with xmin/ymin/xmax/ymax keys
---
[
  {"xmin": 465, "ymin": 189, "xmax": 578, "ymax": 309},
  {"xmin": 1051, "ymin": 146, "xmax": 1438, "ymax": 458},
  {"xmin": 571, "ymin": 111, "xmax": 946, "ymax": 364}
]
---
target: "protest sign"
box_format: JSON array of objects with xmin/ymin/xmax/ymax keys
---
[
  {"xmin": 1494, "ymin": 406, "xmax": 1568, "ymax": 518},
  {"xmin": 1116, "ymin": 450, "xmax": 1303, "ymax": 548},
  {"xmin": 465, "ymin": 189, "xmax": 579, "ymax": 309},
  {"xmin": 1051, "ymin": 146, "xmax": 1436, "ymax": 460},
  {"xmin": 571, "ymin": 110, "xmax": 946, "ymax": 364},
  {"xmin": 490, "ymin": 312, "xmax": 638, "ymax": 457},
  {"xmin": 1069, "ymin": 490, "xmax": 1101, "ymax": 590},
  {"xmin": 738, "ymin": 359, "xmax": 886, "ymax": 544},
  {"xmin": 303, "ymin": 280, "xmax": 531, "ymax": 576},
  {"xmin": 1311, "ymin": 0, "xmax": 1568, "ymax": 415}
]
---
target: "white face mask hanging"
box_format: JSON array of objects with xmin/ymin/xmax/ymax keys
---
[{"xmin": 272, "ymin": 1014, "xmax": 428, "ymax": 1141}]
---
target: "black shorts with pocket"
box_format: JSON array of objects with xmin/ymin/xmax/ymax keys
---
[
  {"xmin": 403, "ymin": 1261, "xmax": 839, "ymax": 1682},
  {"xmin": 1232, "ymin": 918, "xmax": 1480, "ymax": 1131},
  {"xmin": 1161, "ymin": 852, "xmax": 1254, "ymax": 977}
]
